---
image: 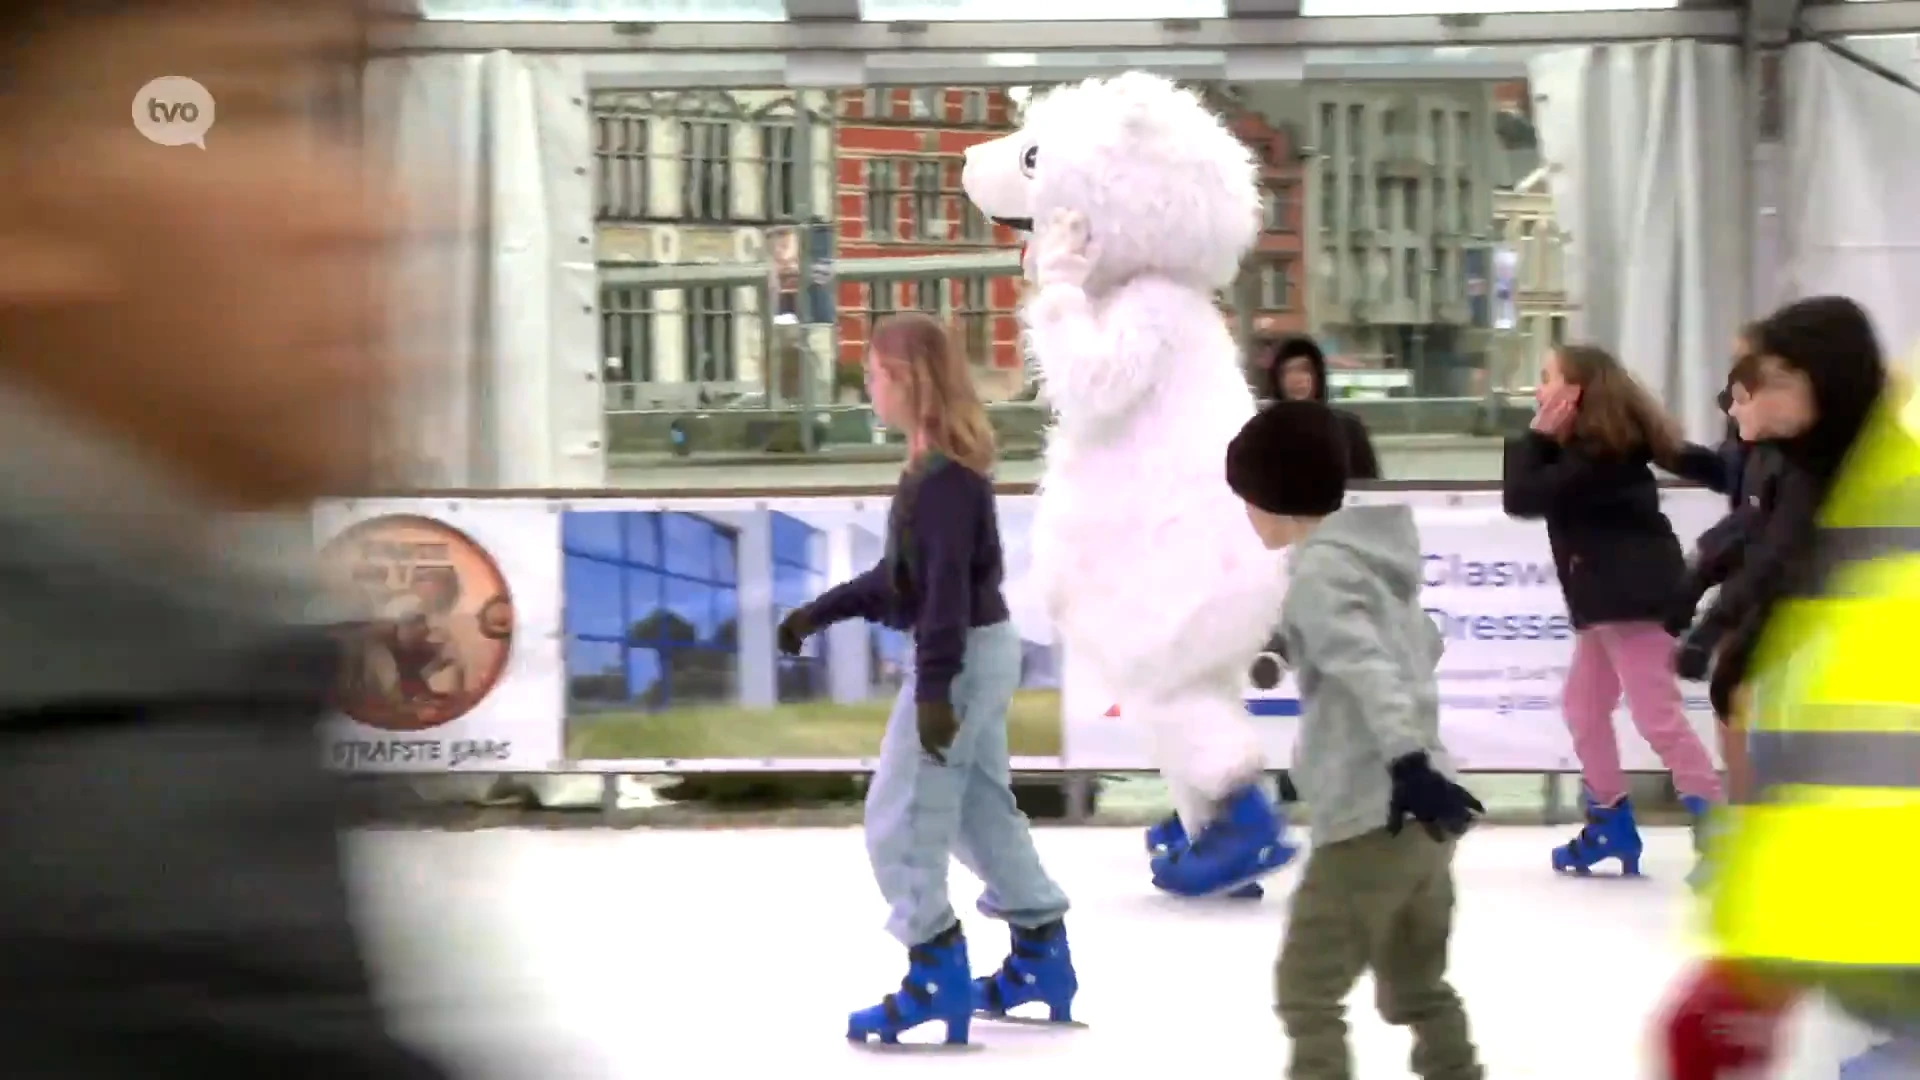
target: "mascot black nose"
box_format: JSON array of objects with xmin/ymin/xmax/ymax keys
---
[{"xmin": 992, "ymin": 216, "xmax": 1033, "ymax": 233}]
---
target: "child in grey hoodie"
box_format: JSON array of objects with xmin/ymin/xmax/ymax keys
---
[{"xmin": 1225, "ymin": 400, "xmax": 1486, "ymax": 1080}]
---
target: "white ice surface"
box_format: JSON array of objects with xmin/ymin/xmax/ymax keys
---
[{"xmin": 345, "ymin": 825, "xmax": 1875, "ymax": 1079}]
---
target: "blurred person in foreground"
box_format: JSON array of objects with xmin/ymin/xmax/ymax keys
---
[
  {"xmin": 0, "ymin": 1, "xmax": 447, "ymax": 1075},
  {"xmin": 1656, "ymin": 296, "xmax": 1920, "ymax": 1078}
]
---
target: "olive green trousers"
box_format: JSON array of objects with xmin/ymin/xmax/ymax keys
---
[{"xmin": 1274, "ymin": 827, "xmax": 1483, "ymax": 1080}]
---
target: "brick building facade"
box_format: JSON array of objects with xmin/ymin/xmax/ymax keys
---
[
  {"xmin": 1218, "ymin": 98, "xmax": 1310, "ymax": 353},
  {"xmin": 832, "ymin": 87, "xmax": 1026, "ymax": 394}
]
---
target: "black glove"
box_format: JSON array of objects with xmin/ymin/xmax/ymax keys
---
[
  {"xmin": 1665, "ymin": 567, "xmax": 1707, "ymax": 637},
  {"xmin": 776, "ymin": 609, "xmax": 813, "ymax": 656},
  {"xmin": 1674, "ymin": 630, "xmax": 1713, "ymax": 682},
  {"xmin": 1387, "ymin": 752, "xmax": 1485, "ymax": 841},
  {"xmin": 917, "ymin": 700, "xmax": 959, "ymax": 763}
]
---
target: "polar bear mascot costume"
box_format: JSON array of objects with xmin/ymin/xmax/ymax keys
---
[{"xmin": 962, "ymin": 72, "xmax": 1293, "ymax": 898}]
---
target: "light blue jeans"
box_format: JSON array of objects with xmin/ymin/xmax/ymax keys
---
[{"xmin": 865, "ymin": 620, "xmax": 1070, "ymax": 947}]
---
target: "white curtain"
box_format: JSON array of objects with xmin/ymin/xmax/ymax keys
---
[
  {"xmin": 1783, "ymin": 38, "xmax": 1920, "ymax": 375},
  {"xmin": 363, "ymin": 51, "xmax": 603, "ymax": 489},
  {"xmin": 1527, "ymin": 40, "xmax": 1747, "ymax": 442}
]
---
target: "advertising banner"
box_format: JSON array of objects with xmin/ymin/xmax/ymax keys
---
[
  {"xmin": 307, "ymin": 486, "xmax": 1734, "ymax": 776},
  {"xmin": 1059, "ymin": 487, "xmax": 1729, "ymax": 773},
  {"xmin": 557, "ymin": 494, "xmax": 1062, "ymax": 771},
  {"xmin": 312, "ymin": 499, "xmax": 564, "ymax": 773}
]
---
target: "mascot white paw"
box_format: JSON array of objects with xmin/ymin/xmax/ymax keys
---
[{"xmin": 963, "ymin": 73, "xmax": 1294, "ymax": 895}]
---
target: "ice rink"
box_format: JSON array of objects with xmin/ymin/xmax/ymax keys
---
[{"xmin": 347, "ymin": 824, "xmax": 1873, "ymax": 1079}]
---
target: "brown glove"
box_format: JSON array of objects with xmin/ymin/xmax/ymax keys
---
[{"xmin": 917, "ymin": 699, "xmax": 959, "ymax": 763}]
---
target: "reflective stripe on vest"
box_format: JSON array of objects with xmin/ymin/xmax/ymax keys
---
[
  {"xmin": 1746, "ymin": 727, "xmax": 1920, "ymax": 794},
  {"xmin": 1806, "ymin": 526, "xmax": 1920, "ymax": 591}
]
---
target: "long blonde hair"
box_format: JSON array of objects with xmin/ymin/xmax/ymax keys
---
[{"xmin": 869, "ymin": 312, "xmax": 996, "ymax": 475}]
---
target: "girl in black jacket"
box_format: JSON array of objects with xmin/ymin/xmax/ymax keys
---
[
  {"xmin": 1503, "ymin": 344, "xmax": 1722, "ymax": 878},
  {"xmin": 1262, "ymin": 335, "xmax": 1382, "ymax": 480}
]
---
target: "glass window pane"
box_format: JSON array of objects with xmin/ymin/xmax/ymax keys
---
[
  {"xmin": 773, "ymin": 562, "xmax": 818, "ymax": 613},
  {"xmin": 625, "ymin": 512, "xmax": 661, "ymax": 568},
  {"xmin": 662, "ymin": 513, "xmax": 715, "ymax": 580},
  {"xmin": 625, "ymin": 647, "xmax": 663, "ymax": 707},
  {"xmin": 564, "ymin": 555, "xmax": 625, "ymax": 638},
  {"xmin": 626, "ymin": 569, "xmax": 665, "ymax": 641},
  {"xmin": 562, "ymin": 511, "xmax": 623, "ymax": 560},
  {"xmin": 565, "ymin": 638, "xmax": 627, "ymax": 705},
  {"xmin": 712, "ymin": 588, "xmax": 739, "ymax": 647},
  {"xmin": 665, "ymin": 578, "xmax": 717, "ymax": 643},
  {"xmin": 668, "ymin": 650, "xmax": 736, "ymax": 708},
  {"xmin": 861, "ymin": 0, "xmax": 1222, "ymax": 17},
  {"xmin": 421, "ymin": 0, "xmax": 787, "ymax": 22},
  {"xmin": 711, "ymin": 531, "xmax": 737, "ymax": 584},
  {"xmin": 770, "ymin": 512, "xmax": 818, "ymax": 570}
]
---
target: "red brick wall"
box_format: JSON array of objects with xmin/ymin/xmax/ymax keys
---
[
  {"xmin": 835, "ymin": 88, "xmax": 1025, "ymax": 375},
  {"xmin": 1222, "ymin": 103, "xmax": 1309, "ymax": 344},
  {"xmin": 832, "ymin": 87, "xmax": 1316, "ymax": 385}
]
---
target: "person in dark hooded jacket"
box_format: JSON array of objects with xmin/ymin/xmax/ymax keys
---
[
  {"xmin": 1675, "ymin": 296, "xmax": 1890, "ymax": 698},
  {"xmin": 1262, "ymin": 335, "xmax": 1382, "ymax": 480},
  {"xmin": 1663, "ymin": 347, "xmax": 1790, "ymax": 650}
]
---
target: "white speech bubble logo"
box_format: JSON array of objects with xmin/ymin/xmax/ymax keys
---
[{"xmin": 132, "ymin": 76, "xmax": 215, "ymax": 149}]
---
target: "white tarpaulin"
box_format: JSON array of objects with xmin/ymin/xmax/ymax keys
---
[
  {"xmin": 1785, "ymin": 36, "xmax": 1920, "ymax": 371},
  {"xmin": 1527, "ymin": 40, "xmax": 1747, "ymax": 442}
]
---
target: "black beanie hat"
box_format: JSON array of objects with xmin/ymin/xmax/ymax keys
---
[{"xmin": 1225, "ymin": 399, "xmax": 1348, "ymax": 517}]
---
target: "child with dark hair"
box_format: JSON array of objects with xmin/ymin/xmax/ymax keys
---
[
  {"xmin": 1226, "ymin": 398, "xmax": 1484, "ymax": 1080},
  {"xmin": 1502, "ymin": 345, "xmax": 1722, "ymax": 878},
  {"xmin": 1676, "ymin": 296, "xmax": 1890, "ymax": 693},
  {"xmin": 1261, "ymin": 335, "xmax": 1382, "ymax": 480},
  {"xmin": 1665, "ymin": 345, "xmax": 1787, "ymax": 813}
]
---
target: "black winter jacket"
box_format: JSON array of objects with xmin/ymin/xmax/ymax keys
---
[
  {"xmin": 1502, "ymin": 432, "xmax": 1687, "ymax": 629},
  {"xmin": 1665, "ymin": 437, "xmax": 1788, "ymax": 618}
]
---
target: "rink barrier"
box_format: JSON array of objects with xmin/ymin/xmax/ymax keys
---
[{"xmin": 316, "ymin": 480, "xmax": 1724, "ymax": 826}]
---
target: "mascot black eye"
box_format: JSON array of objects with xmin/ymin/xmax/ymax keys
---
[{"xmin": 1020, "ymin": 145, "xmax": 1038, "ymax": 177}]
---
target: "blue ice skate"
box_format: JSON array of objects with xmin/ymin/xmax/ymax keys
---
[
  {"xmin": 1144, "ymin": 813, "xmax": 1184, "ymax": 854},
  {"xmin": 1840, "ymin": 1036, "xmax": 1920, "ymax": 1078},
  {"xmin": 972, "ymin": 918, "xmax": 1081, "ymax": 1026},
  {"xmin": 848, "ymin": 923, "xmax": 973, "ymax": 1048},
  {"xmin": 1148, "ymin": 786, "xmax": 1296, "ymax": 897},
  {"xmin": 1680, "ymin": 794, "xmax": 1717, "ymax": 890},
  {"xmin": 1551, "ymin": 795, "xmax": 1643, "ymax": 876},
  {"xmin": 1148, "ymin": 813, "xmax": 1263, "ymax": 897}
]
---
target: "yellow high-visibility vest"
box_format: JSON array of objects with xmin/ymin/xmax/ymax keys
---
[{"xmin": 1707, "ymin": 400, "xmax": 1920, "ymax": 970}]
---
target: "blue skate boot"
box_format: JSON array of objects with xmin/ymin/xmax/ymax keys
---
[
  {"xmin": 847, "ymin": 923, "xmax": 973, "ymax": 1048},
  {"xmin": 1148, "ymin": 814, "xmax": 1265, "ymax": 897},
  {"xmin": 1144, "ymin": 813, "xmax": 1185, "ymax": 854},
  {"xmin": 1680, "ymin": 794, "xmax": 1717, "ymax": 890},
  {"xmin": 972, "ymin": 918, "xmax": 1080, "ymax": 1026},
  {"xmin": 1551, "ymin": 795, "xmax": 1644, "ymax": 876},
  {"xmin": 1148, "ymin": 786, "xmax": 1296, "ymax": 897}
]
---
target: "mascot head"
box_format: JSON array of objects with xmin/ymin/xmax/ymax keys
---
[{"xmin": 960, "ymin": 72, "xmax": 1259, "ymax": 294}]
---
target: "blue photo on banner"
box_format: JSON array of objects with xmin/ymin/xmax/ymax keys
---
[{"xmin": 560, "ymin": 498, "xmax": 1060, "ymax": 762}]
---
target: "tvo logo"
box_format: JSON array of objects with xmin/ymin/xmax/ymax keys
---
[{"xmin": 132, "ymin": 76, "xmax": 216, "ymax": 148}]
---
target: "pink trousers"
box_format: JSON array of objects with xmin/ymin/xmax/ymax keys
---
[{"xmin": 1563, "ymin": 622, "xmax": 1722, "ymax": 804}]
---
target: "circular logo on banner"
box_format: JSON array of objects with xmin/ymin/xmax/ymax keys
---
[{"xmin": 319, "ymin": 514, "xmax": 514, "ymax": 732}]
